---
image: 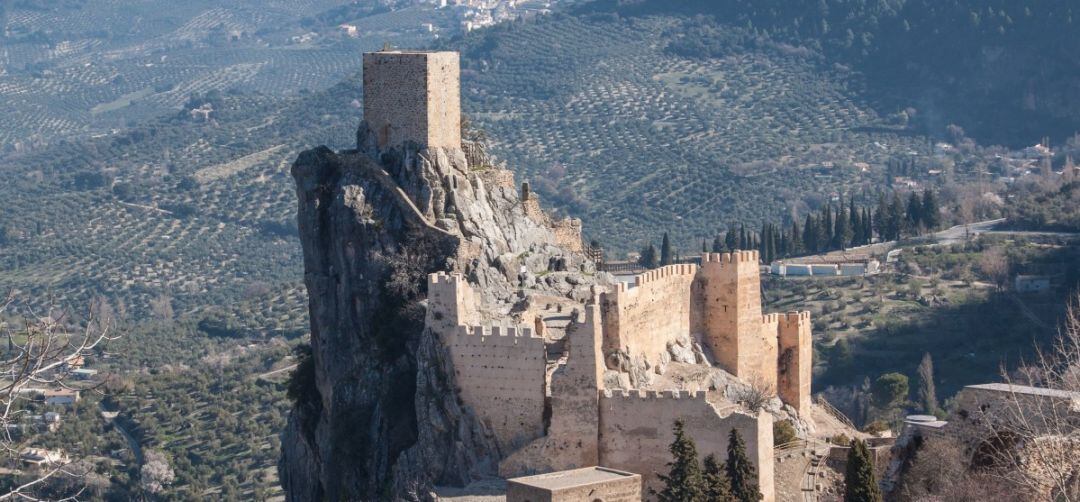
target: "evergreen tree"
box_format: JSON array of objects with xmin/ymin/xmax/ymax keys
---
[
  {"xmin": 661, "ymin": 232, "xmax": 674, "ymax": 266},
  {"xmin": 916, "ymin": 352, "xmax": 938, "ymax": 414},
  {"xmin": 640, "ymin": 244, "xmax": 658, "ymax": 269},
  {"xmin": 725, "ymin": 224, "xmax": 738, "ymax": 251},
  {"xmin": 887, "ymin": 193, "xmax": 905, "ymax": 240},
  {"xmin": 862, "ymin": 208, "xmax": 873, "ymax": 244},
  {"xmin": 905, "ymin": 191, "xmax": 922, "ymax": 234},
  {"xmin": 712, "ymin": 234, "xmax": 724, "ymax": 253},
  {"xmin": 803, "ymin": 214, "xmax": 817, "ymax": 252},
  {"xmin": 789, "ymin": 220, "xmax": 801, "ymax": 255},
  {"xmin": 654, "ymin": 420, "xmax": 706, "ymax": 502},
  {"xmin": 921, "ymin": 190, "xmax": 940, "ymax": 231},
  {"xmin": 834, "ymin": 199, "xmax": 851, "ymax": 250},
  {"xmin": 873, "ymin": 195, "xmax": 888, "ymax": 240},
  {"xmin": 726, "ymin": 428, "xmax": 762, "ymax": 502},
  {"xmin": 703, "ymin": 454, "xmax": 735, "ymax": 502},
  {"xmin": 738, "ymin": 225, "xmax": 748, "ymax": 250},
  {"xmin": 843, "ymin": 439, "xmax": 882, "ymax": 502},
  {"xmin": 823, "ymin": 204, "xmax": 835, "ymax": 246}
]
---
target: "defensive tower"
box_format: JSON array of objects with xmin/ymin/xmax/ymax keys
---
[{"xmin": 362, "ymin": 50, "xmax": 461, "ymax": 151}]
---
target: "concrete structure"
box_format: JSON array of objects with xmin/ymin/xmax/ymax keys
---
[
  {"xmin": 43, "ymin": 389, "xmax": 79, "ymax": 406},
  {"xmin": 507, "ymin": 466, "xmax": 641, "ymax": 502},
  {"xmin": 362, "ymin": 50, "xmax": 461, "ymax": 152}
]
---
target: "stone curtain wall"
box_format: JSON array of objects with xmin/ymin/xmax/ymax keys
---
[
  {"xmin": 778, "ymin": 312, "xmax": 812, "ymax": 414},
  {"xmin": 499, "ymin": 299, "xmax": 605, "ymax": 477},
  {"xmin": 447, "ymin": 325, "xmax": 548, "ymax": 451},
  {"xmin": 601, "ymin": 264, "xmax": 699, "ymax": 364},
  {"xmin": 362, "ymin": 51, "xmax": 460, "ymax": 151},
  {"xmin": 427, "ymin": 272, "xmax": 477, "ymax": 330},
  {"xmin": 598, "ymin": 390, "xmax": 775, "ymax": 502}
]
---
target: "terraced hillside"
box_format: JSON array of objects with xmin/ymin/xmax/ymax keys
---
[
  {"xmin": 450, "ymin": 14, "xmax": 930, "ymax": 253},
  {"xmin": 0, "ymin": 0, "xmax": 451, "ymax": 152}
]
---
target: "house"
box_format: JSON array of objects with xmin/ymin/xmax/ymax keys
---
[
  {"xmin": 20, "ymin": 448, "xmax": 68, "ymax": 467},
  {"xmin": 70, "ymin": 368, "xmax": 99, "ymax": 380},
  {"xmin": 43, "ymin": 389, "xmax": 80, "ymax": 406}
]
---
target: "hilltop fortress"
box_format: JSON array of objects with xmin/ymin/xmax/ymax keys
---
[{"xmin": 282, "ymin": 50, "xmax": 845, "ymax": 502}]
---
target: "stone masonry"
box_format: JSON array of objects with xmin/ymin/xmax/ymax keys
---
[{"xmin": 362, "ymin": 50, "xmax": 461, "ymax": 151}]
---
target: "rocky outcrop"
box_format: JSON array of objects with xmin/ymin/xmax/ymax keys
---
[{"xmin": 279, "ymin": 127, "xmax": 590, "ymax": 501}]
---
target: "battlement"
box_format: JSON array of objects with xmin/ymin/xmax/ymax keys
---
[
  {"xmin": 701, "ymin": 250, "xmax": 760, "ymax": 265},
  {"xmin": 780, "ymin": 311, "xmax": 811, "ymax": 326},
  {"xmin": 601, "ymin": 389, "xmax": 708, "ymax": 400},
  {"xmin": 429, "ymin": 271, "xmax": 466, "ymax": 286},
  {"xmin": 761, "ymin": 313, "xmax": 780, "ymax": 325},
  {"xmin": 614, "ymin": 263, "xmax": 699, "ymax": 293},
  {"xmin": 453, "ymin": 324, "xmax": 539, "ymax": 339}
]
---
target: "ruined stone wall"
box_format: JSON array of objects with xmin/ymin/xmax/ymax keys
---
[
  {"xmin": 362, "ymin": 51, "xmax": 460, "ymax": 151},
  {"xmin": 500, "ymin": 298, "xmax": 604, "ymax": 477},
  {"xmin": 699, "ymin": 251, "xmax": 777, "ymax": 388},
  {"xmin": 445, "ymin": 325, "xmax": 547, "ymax": 452},
  {"xmin": 599, "ymin": 390, "xmax": 775, "ymax": 502},
  {"xmin": 778, "ymin": 311, "xmax": 813, "ymax": 415},
  {"xmin": 551, "ymin": 218, "xmax": 583, "ymax": 253},
  {"xmin": 601, "ymin": 264, "xmax": 699, "ymax": 364}
]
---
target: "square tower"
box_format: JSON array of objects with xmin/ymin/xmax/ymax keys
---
[{"xmin": 362, "ymin": 50, "xmax": 461, "ymax": 151}]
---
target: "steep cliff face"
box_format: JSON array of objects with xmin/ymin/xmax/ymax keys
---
[{"xmin": 280, "ymin": 128, "xmax": 589, "ymax": 500}]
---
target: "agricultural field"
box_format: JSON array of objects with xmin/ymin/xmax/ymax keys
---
[
  {"xmin": 451, "ymin": 14, "xmax": 933, "ymax": 253},
  {"xmin": 763, "ymin": 234, "xmax": 1079, "ymax": 406},
  {"xmin": 0, "ymin": 0, "xmax": 453, "ymax": 153}
]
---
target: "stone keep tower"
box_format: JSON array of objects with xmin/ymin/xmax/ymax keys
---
[
  {"xmin": 700, "ymin": 251, "xmax": 778, "ymax": 386},
  {"xmin": 362, "ymin": 50, "xmax": 461, "ymax": 151}
]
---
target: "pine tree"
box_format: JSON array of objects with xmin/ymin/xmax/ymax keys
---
[
  {"xmin": 873, "ymin": 195, "xmax": 888, "ymax": 241},
  {"xmin": 916, "ymin": 352, "xmax": 939, "ymax": 414},
  {"xmin": 661, "ymin": 232, "xmax": 673, "ymax": 266},
  {"xmin": 703, "ymin": 454, "xmax": 735, "ymax": 502},
  {"xmin": 726, "ymin": 428, "xmax": 762, "ymax": 502},
  {"xmin": 843, "ymin": 439, "xmax": 882, "ymax": 502},
  {"xmin": 654, "ymin": 420, "xmax": 706, "ymax": 502}
]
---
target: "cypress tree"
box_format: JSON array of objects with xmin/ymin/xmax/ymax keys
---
[
  {"xmin": 726, "ymin": 428, "xmax": 762, "ymax": 502},
  {"xmin": 640, "ymin": 244, "xmax": 658, "ymax": 269},
  {"xmin": 790, "ymin": 220, "xmax": 801, "ymax": 255},
  {"xmin": 873, "ymin": 195, "xmax": 888, "ymax": 240},
  {"xmin": 703, "ymin": 454, "xmax": 735, "ymax": 502},
  {"xmin": 862, "ymin": 208, "xmax": 873, "ymax": 244},
  {"xmin": 739, "ymin": 225, "xmax": 748, "ymax": 250},
  {"xmin": 661, "ymin": 232, "xmax": 673, "ymax": 266},
  {"xmin": 803, "ymin": 214, "xmax": 817, "ymax": 252},
  {"xmin": 888, "ymin": 193, "xmax": 905, "ymax": 240},
  {"xmin": 823, "ymin": 204, "xmax": 834, "ymax": 246},
  {"xmin": 843, "ymin": 439, "xmax": 882, "ymax": 502},
  {"xmin": 725, "ymin": 224, "xmax": 738, "ymax": 251},
  {"xmin": 654, "ymin": 420, "xmax": 706, "ymax": 502},
  {"xmin": 916, "ymin": 352, "xmax": 939, "ymax": 414},
  {"xmin": 921, "ymin": 190, "xmax": 940, "ymax": 231},
  {"xmin": 712, "ymin": 234, "xmax": 724, "ymax": 253},
  {"xmin": 905, "ymin": 191, "xmax": 922, "ymax": 234}
]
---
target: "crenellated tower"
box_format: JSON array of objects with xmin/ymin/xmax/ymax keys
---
[{"xmin": 699, "ymin": 250, "xmax": 778, "ymax": 388}]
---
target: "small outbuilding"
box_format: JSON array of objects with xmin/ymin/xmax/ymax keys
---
[{"xmin": 507, "ymin": 466, "xmax": 641, "ymax": 502}]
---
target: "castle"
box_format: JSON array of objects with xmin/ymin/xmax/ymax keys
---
[{"xmin": 361, "ymin": 50, "xmax": 819, "ymax": 501}]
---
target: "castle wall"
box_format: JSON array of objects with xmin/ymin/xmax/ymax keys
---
[
  {"xmin": 427, "ymin": 272, "xmax": 477, "ymax": 330},
  {"xmin": 362, "ymin": 51, "xmax": 460, "ymax": 151},
  {"xmin": 598, "ymin": 390, "xmax": 775, "ymax": 502},
  {"xmin": 601, "ymin": 264, "xmax": 699, "ymax": 364},
  {"xmin": 500, "ymin": 298, "xmax": 604, "ymax": 477},
  {"xmin": 446, "ymin": 325, "xmax": 548, "ymax": 451},
  {"xmin": 778, "ymin": 311, "xmax": 813, "ymax": 414},
  {"xmin": 699, "ymin": 251, "xmax": 777, "ymax": 388}
]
